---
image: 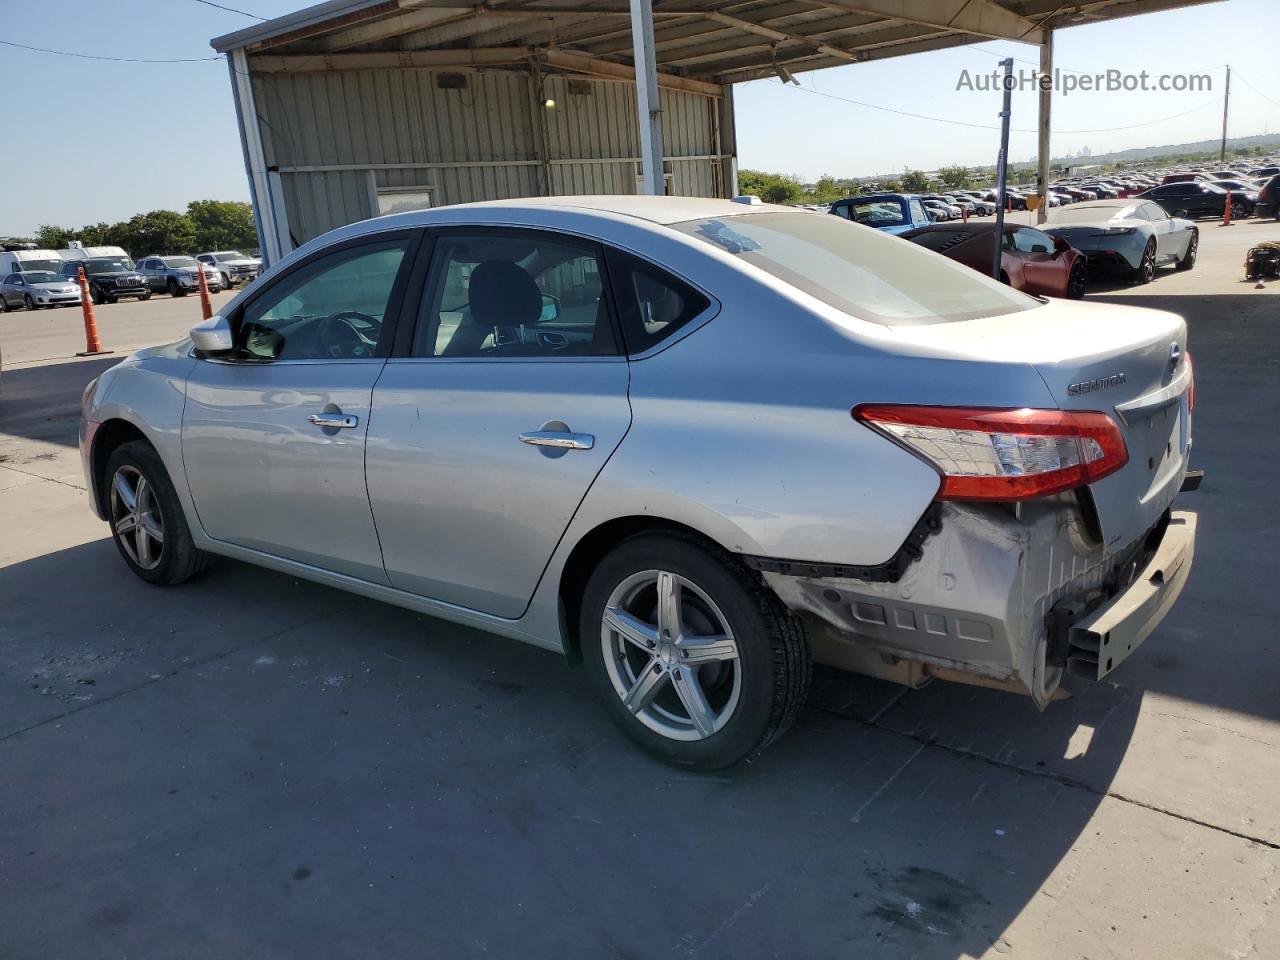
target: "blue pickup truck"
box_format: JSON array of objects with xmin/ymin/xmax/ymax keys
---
[{"xmin": 829, "ymin": 193, "xmax": 934, "ymax": 235}]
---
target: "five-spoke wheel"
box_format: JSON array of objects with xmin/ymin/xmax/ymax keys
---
[
  {"xmin": 581, "ymin": 532, "xmax": 810, "ymax": 769},
  {"xmin": 109, "ymin": 465, "xmax": 165, "ymax": 570}
]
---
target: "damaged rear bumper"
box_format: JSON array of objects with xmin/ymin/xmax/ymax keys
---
[{"xmin": 755, "ymin": 498, "xmax": 1196, "ymax": 707}]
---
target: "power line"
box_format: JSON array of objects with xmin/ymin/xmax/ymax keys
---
[
  {"xmin": 0, "ymin": 38, "xmax": 219, "ymax": 63},
  {"xmin": 190, "ymin": 0, "xmax": 269, "ymax": 20},
  {"xmin": 784, "ymin": 80, "xmax": 1220, "ymax": 135},
  {"xmin": 1232, "ymin": 70, "xmax": 1280, "ymax": 111}
]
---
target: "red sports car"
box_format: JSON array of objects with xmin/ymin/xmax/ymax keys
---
[{"xmin": 900, "ymin": 222, "xmax": 1087, "ymax": 299}]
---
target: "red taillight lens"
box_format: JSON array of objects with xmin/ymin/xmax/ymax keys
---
[
  {"xmin": 853, "ymin": 405, "xmax": 1129, "ymax": 502},
  {"xmin": 1186, "ymin": 351, "xmax": 1195, "ymax": 412}
]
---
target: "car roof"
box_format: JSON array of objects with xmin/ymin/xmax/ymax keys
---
[{"xmin": 420, "ymin": 195, "xmax": 796, "ymax": 226}]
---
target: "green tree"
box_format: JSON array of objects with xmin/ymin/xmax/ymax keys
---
[
  {"xmin": 900, "ymin": 168, "xmax": 930, "ymax": 192},
  {"xmin": 938, "ymin": 165, "xmax": 971, "ymax": 189},
  {"xmin": 187, "ymin": 200, "xmax": 257, "ymax": 252},
  {"xmin": 115, "ymin": 210, "xmax": 197, "ymax": 258},
  {"xmin": 737, "ymin": 169, "xmax": 805, "ymax": 205},
  {"xmin": 35, "ymin": 225, "xmax": 76, "ymax": 249}
]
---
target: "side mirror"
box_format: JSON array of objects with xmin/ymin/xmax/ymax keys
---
[
  {"xmin": 539, "ymin": 293, "xmax": 561, "ymax": 323},
  {"xmin": 191, "ymin": 314, "xmax": 234, "ymax": 356},
  {"xmin": 1052, "ymin": 235, "xmax": 1071, "ymax": 254}
]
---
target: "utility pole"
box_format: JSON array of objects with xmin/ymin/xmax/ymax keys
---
[
  {"xmin": 1220, "ymin": 65, "xmax": 1231, "ymax": 162},
  {"xmin": 992, "ymin": 58, "xmax": 1014, "ymax": 281}
]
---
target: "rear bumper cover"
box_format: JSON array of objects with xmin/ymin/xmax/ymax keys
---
[{"xmin": 762, "ymin": 498, "xmax": 1196, "ymax": 705}]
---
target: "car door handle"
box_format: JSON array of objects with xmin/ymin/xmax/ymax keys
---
[
  {"xmin": 307, "ymin": 413, "xmax": 359, "ymax": 429},
  {"xmin": 518, "ymin": 430, "xmax": 594, "ymax": 450}
]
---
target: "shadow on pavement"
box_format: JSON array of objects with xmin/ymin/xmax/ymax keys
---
[
  {"xmin": 0, "ymin": 355, "xmax": 121, "ymax": 449},
  {"xmin": 0, "ymin": 539, "xmax": 1141, "ymax": 959}
]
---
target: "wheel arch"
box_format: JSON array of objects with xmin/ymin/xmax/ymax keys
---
[
  {"xmin": 89, "ymin": 417, "xmax": 152, "ymax": 516},
  {"xmin": 556, "ymin": 515, "xmax": 739, "ymax": 664}
]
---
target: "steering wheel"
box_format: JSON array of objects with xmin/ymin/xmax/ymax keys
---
[{"xmin": 317, "ymin": 311, "xmax": 378, "ymax": 359}]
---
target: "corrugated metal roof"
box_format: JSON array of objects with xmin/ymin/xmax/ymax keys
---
[{"xmin": 213, "ymin": 0, "xmax": 1224, "ymax": 85}]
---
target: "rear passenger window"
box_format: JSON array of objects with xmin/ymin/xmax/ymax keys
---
[{"xmin": 605, "ymin": 249, "xmax": 711, "ymax": 355}]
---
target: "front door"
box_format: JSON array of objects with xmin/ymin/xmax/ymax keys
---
[
  {"xmin": 366, "ymin": 227, "xmax": 632, "ymax": 618},
  {"xmin": 181, "ymin": 234, "xmax": 417, "ymax": 583}
]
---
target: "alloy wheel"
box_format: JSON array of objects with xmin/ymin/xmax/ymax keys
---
[
  {"xmin": 109, "ymin": 465, "xmax": 165, "ymax": 570},
  {"xmin": 600, "ymin": 570, "xmax": 741, "ymax": 742},
  {"xmin": 1067, "ymin": 259, "xmax": 1088, "ymax": 299}
]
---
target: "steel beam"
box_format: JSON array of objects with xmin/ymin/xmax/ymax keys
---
[
  {"xmin": 630, "ymin": 0, "xmax": 666, "ymax": 195},
  {"xmin": 809, "ymin": 0, "xmax": 1043, "ymax": 44},
  {"xmin": 1036, "ymin": 30, "xmax": 1052, "ymax": 225}
]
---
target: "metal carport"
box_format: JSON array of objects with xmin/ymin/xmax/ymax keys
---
[{"xmin": 212, "ymin": 0, "xmax": 1220, "ymax": 264}]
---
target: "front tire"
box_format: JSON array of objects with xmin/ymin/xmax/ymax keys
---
[
  {"xmin": 104, "ymin": 440, "xmax": 209, "ymax": 586},
  {"xmin": 23, "ymin": 295, "xmax": 37, "ymax": 311},
  {"xmin": 139, "ymin": 292, "xmax": 152, "ymax": 301},
  {"xmin": 167, "ymin": 279, "xmax": 185, "ymax": 298},
  {"xmin": 1176, "ymin": 230, "xmax": 1198, "ymax": 271},
  {"xmin": 580, "ymin": 532, "xmax": 810, "ymax": 770}
]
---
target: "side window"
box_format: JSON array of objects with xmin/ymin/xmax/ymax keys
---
[
  {"xmin": 1013, "ymin": 228, "xmax": 1053, "ymax": 253},
  {"xmin": 830, "ymin": 204, "xmax": 851, "ymax": 220},
  {"xmin": 909, "ymin": 199, "xmax": 927, "ymax": 223},
  {"xmin": 1141, "ymin": 203, "xmax": 1168, "ymax": 222},
  {"xmin": 413, "ymin": 231, "xmax": 616, "ymax": 359},
  {"xmin": 233, "ymin": 239, "xmax": 409, "ymax": 362},
  {"xmin": 605, "ymin": 248, "xmax": 711, "ymax": 355}
]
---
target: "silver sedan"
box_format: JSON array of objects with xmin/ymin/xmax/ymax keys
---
[
  {"xmin": 0, "ymin": 270, "xmax": 83, "ymax": 310},
  {"xmin": 79, "ymin": 197, "xmax": 1198, "ymax": 768}
]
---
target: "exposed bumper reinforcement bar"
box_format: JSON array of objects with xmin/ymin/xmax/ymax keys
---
[{"xmin": 1065, "ymin": 510, "xmax": 1197, "ymax": 681}]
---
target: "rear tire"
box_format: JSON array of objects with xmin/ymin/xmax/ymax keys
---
[
  {"xmin": 1066, "ymin": 257, "xmax": 1088, "ymax": 298},
  {"xmin": 1176, "ymin": 230, "xmax": 1198, "ymax": 271},
  {"xmin": 580, "ymin": 532, "xmax": 810, "ymax": 770},
  {"xmin": 103, "ymin": 440, "xmax": 210, "ymax": 586},
  {"xmin": 1133, "ymin": 239, "xmax": 1157, "ymax": 284}
]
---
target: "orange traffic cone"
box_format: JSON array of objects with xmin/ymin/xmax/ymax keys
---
[
  {"xmin": 1222, "ymin": 191, "xmax": 1233, "ymax": 227},
  {"xmin": 75, "ymin": 267, "xmax": 110, "ymax": 357},
  {"xmin": 196, "ymin": 261, "xmax": 213, "ymax": 320}
]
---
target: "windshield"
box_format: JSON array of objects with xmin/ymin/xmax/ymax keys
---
[
  {"xmin": 21, "ymin": 272, "xmax": 65, "ymax": 284},
  {"xmin": 17, "ymin": 259, "xmax": 61, "ymax": 272},
  {"xmin": 83, "ymin": 259, "xmax": 134, "ymax": 275},
  {"xmin": 212, "ymin": 251, "xmax": 245, "ymax": 261},
  {"xmin": 162, "ymin": 257, "xmax": 197, "ymax": 269},
  {"xmin": 842, "ymin": 200, "xmax": 907, "ymax": 228},
  {"xmin": 1049, "ymin": 204, "xmax": 1135, "ymax": 223},
  {"xmin": 673, "ymin": 212, "xmax": 1038, "ymax": 326}
]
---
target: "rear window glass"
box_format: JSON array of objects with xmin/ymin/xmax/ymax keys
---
[{"xmin": 673, "ymin": 212, "xmax": 1038, "ymax": 326}]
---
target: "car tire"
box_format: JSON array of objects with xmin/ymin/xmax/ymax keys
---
[
  {"xmin": 220, "ymin": 272, "xmax": 231, "ymax": 288},
  {"xmin": 23, "ymin": 295, "xmax": 36, "ymax": 311},
  {"xmin": 1175, "ymin": 230, "xmax": 1198, "ymax": 272},
  {"xmin": 0, "ymin": 296, "xmax": 7, "ymax": 312},
  {"xmin": 1231, "ymin": 202, "xmax": 1247, "ymax": 221},
  {"xmin": 106, "ymin": 295, "xmax": 118, "ymax": 305},
  {"xmin": 579, "ymin": 531, "xmax": 810, "ymax": 770},
  {"xmin": 1066, "ymin": 257, "xmax": 1088, "ymax": 298},
  {"xmin": 91, "ymin": 286, "xmax": 104, "ymax": 306},
  {"xmin": 139, "ymin": 292, "xmax": 152, "ymax": 301},
  {"xmin": 1133, "ymin": 239, "xmax": 1157, "ymax": 284},
  {"xmin": 103, "ymin": 440, "xmax": 210, "ymax": 586},
  {"xmin": 167, "ymin": 279, "xmax": 185, "ymax": 298}
]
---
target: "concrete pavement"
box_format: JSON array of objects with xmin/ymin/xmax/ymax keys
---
[{"xmin": 1, "ymin": 222, "xmax": 1277, "ymax": 959}]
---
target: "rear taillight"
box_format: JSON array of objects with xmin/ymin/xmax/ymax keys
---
[
  {"xmin": 854, "ymin": 405, "xmax": 1129, "ymax": 502},
  {"xmin": 1184, "ymin": 351, "xmax": 1195, "ymax": 412}
]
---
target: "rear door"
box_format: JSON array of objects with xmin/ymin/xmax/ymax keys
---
[
  {"xmin": 181, "ymin": 232, "xmax": 418, "ymax": 583},
  {"xmin": 365, "ymin": 227, "xmax": 632, "ymax": 618}
]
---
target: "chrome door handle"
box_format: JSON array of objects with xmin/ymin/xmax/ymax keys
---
[
  {"xmin": 518, "ymin": 430, "xmax": 594, "ymax": 450},
  {"xmin": 307, "ymin": 413, "xmax": 359, "ymax": 429}
]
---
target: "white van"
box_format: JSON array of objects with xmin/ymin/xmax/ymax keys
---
[
  {"xmin": 0, "ymin": 249, "xmax": 64, "ymax": 274},
  {"xmin": 58, "ymin": 244, "xmax": 134, "ymax": 266}
]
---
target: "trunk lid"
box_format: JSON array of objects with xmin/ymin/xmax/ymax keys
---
[{"xmin": 887, "ymin": 298, "xmax": 1191, "ymax": 551}]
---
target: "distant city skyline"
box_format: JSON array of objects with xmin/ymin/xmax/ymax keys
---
[{"xmin": 3, "ymin": 0, "xmax": 1277, "ymax": 235}]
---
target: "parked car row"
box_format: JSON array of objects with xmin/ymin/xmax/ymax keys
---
[{"xmin": 0, "ymin": 244, "xmax": 263, "ymax": 311}]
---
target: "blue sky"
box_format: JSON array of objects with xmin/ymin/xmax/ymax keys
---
[{"xmin": 2, "ymin": 0, "xmax": 1277, "ymax": 235}]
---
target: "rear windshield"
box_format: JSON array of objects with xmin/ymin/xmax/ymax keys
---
[
  {"xmin": 672, "ymin": 212, "xmax": 1038, "ymax": 326},
  {"xmin": 1049, "ymin": 204, "xmax": 1133, "ymax": 223}
]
